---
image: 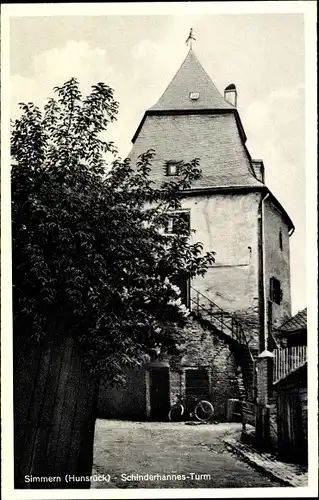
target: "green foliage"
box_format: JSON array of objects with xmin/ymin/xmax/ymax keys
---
[{"xmin": 11, "ymin": 78, "xmax": 215, "ymax": 381}]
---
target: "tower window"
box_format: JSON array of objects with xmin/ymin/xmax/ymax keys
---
[
  {"xmin": 173, "ymin": 275, "xmax": 190, "ymax": 308},
  {"xmin": 166, "ymin": 161, "xmax": 181, "ymax": 176},
  {"xmin": 279, "ymin": 229, "xmax": 283, "ymax": 251},
  {"xmin": 165, "ymin": 211, "xmax": 190, "ymax": 234},
  {"xmin": 269, "ymin": 277, "xmax": 283, "ymax": 305}
]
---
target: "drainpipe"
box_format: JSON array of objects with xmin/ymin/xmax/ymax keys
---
[{"xmin": 258, "ymin": 191, "xmax": 270, "ymax": 354}]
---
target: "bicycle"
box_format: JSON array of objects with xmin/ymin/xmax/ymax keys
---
[{"xmin": 168, "ymin": 394, "xmax": 214, "ymax": 423}]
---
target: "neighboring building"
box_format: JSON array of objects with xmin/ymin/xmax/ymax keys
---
[
  {"xmin": 274, "ymin": 363, "xmax": 308, "ymax": 464},
  {"xmin": 276, "ymin": 307, "xmax": 307, "ymax": 347},
  {"xmin": 269, "ymin": 309, "xmax": 308, "ymax": 464},
  {"xmin": 98, "ymin": 44, "xmax": 294, "ymax": 422}
]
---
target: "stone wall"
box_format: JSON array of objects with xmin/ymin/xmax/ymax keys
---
[
  {"xmin": 256, "ymin": 355, "xmax": 274, "ymax": 405},
  {"xmin": 169, "ymin": 369, "xmax": 183, "ymax": 406},
  {"xmin": 179, "ymin": 318, "xmax": 240, "ymax": 419},
  {"xmin": 98, "ymin": 317, "xmax": 242, "ymax": 421}
]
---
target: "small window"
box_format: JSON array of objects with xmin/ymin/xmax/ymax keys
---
[
  {"xmin": 269, "ymin": 277, "xmax": 283, "ymax": 305},
  {"xmin": 189, "ymin": 92, "xmax": 199, "ymax": 100},
  {"xmin": 166, "ymin": 161, "xmax": 181, "ymax": 176},
  {"xmin": 165, "ymin": 212, "xmax": 190, "ymax": 234},
  {"xmin": 174, "ymin": 276, "xmax": 190, "ymax": 308},
  {"xmin": 279, "ymin": 229, "xmax": 283, "ymax": 251}
]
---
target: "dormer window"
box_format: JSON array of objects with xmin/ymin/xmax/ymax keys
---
[
  {"xmin": 189, "ymin": 92, "xmax": 199, "ymax": 100},
  {"xmin": 166, "ymin": 161, "xmax": 181, "ymax": 176}
]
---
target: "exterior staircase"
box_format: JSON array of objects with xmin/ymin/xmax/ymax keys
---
[{"xmin": 190, "ymin": 286, "xmax": 257, "ymax": 402}]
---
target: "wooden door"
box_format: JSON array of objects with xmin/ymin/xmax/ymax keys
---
[
  {"xmin": 277, "ymin": 389, "xmax": 306, "ymax": 463},
  {"xmin": 185, "ymin": 369, "xmax": 210, "ymax": 412},
  {"xmin": 149, "ymin": 368, "xmax": 170, "ymax": 421}
]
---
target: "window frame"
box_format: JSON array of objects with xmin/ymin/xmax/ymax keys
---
[
  {"xmin": 166, "ymin": 161, "xmax": 181, "ymax": 177},
  {"xmin": 269, "ymin": 276, "xmax": 283, "ymax": 305},
  {"xmin": 189, "ymin": 92, "xmax": 200, "ymax": 100},
  {"xmin": 279, "ymin": 229, "xmax": 283, "ymax": 251},
  {"xmin": 174, "ymin": 276, "xmax": 191, "ymax": 308},
  {"xmin": 164, "ymin": 210, "xmax": 191, "ymax": 235}
]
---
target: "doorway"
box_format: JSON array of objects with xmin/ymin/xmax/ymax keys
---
[
  {"xmin": 149, "ymin": 367, "xmax": 170, "ymax": 421},
  {"xmin": 185, "ymin": 368, "xmax": 210, "ymax": 412}
]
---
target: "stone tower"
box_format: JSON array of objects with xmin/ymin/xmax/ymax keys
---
[
  {"xmin": 98, "ymin": 46, "xmax": 294, "ymax": 421},
  {"xmin": 129, "ymin": 47, "xmax": 294, "ymax": 349}
]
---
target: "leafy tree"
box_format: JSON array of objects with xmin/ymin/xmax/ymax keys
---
[{"xmin": 11, "ymin": 78, "xmax": 215, "ymax": 384}]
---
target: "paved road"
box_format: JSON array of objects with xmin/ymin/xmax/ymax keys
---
[{"xmin": 92, "ymin": 419, "xmax": 281, "ymax": 489}]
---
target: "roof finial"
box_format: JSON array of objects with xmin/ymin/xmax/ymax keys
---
[{"xmin": 185, "ymin": 28, "xmax": 196, "ymax": 50}]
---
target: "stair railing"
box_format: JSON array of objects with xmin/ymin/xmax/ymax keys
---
[{"xmin": 190, "ymin": 286, "xmax": 254, "ymax": 360}]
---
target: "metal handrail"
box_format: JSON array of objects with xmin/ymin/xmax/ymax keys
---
[
  {"xmin": 190, "ymin": 286, "xmax": 253, "ymax": 357},
  {"xmin": 191, "ymin": 286, "xmax": 226, "ymax": 313}
]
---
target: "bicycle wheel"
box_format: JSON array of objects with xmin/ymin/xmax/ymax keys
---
[
  {"xmin": 168, "ymin": 403, "xmax": 185, "ymax": 422},
  {"xmin": 194, "ymin": 400, "xmax": 214, "ymax": 422}
]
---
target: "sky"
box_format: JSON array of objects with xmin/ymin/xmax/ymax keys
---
[{"xmin": 8, "ymin": 10, "xmax": 307, "ymax": 314}]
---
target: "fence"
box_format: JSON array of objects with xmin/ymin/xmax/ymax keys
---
[
  {"xmin": 273, "ymin": 346, "xmax": 307, "ymax": 384},
  {"xmin": 14, "ymin": 334, "xmax": 99, "ymax": 488}
]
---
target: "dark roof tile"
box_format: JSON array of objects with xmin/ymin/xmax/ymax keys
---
[{"xmin": 279, "ymin": 308, "xmax": 307, "ymax": 332}]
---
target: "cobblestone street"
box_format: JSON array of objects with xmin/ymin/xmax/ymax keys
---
[
  {"xmin": 92, "ymin": 419, "xmax": 283, "ymax": 489},
  {"xmin": 225, "ymin": 436, "xmax": 308, "ymax": 487}
]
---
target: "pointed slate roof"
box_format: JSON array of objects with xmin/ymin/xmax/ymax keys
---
[
  {"xmin": 149, "ymin": 48, "xmax": 234, "ymax": 112},
  {"xmin": 129, "ymin": 45, "xmax": 294, "ymax": 232}
]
